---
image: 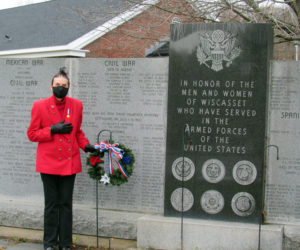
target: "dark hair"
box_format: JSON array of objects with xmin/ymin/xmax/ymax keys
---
[{"xmin": 51, "ymin": 67, "xmax": 70, "ymax": 86}]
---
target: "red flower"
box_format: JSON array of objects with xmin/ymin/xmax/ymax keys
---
[{"xmin": 89, "ymin": 156, "xmax": 102, "ymax": 167}]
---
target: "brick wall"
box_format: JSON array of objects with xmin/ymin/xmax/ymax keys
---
[
  {"xmin": 273, "ymin": 42, "xmax": 299, "ymax": 61},
  {"xmin": 83, "ymin": 0, "xmax": 202, "ymax": 58}
]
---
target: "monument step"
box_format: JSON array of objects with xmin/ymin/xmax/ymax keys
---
[
  {"xmin": 0, "ymin": 226, "xmax": 137, "ymax": 249},
  {"xmin": 137, "ymin": 215, "xmax": 283, "ymax": 250}
]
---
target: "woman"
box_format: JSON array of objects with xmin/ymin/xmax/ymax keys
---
[{"xmin": 27, "ymin": 68, "xmax": 96, "ymax": 250}]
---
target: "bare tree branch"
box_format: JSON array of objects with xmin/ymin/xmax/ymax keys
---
[{"xmin": 127, "ymin": 0, "xmax": 299, "ymax": 44}]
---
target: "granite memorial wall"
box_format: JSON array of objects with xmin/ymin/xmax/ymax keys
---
[
  {"xmin": 265, "ymin": 61, "xmax": 300, "ymax": 224},
  {"xmin": 0, "ymin": 58, "xmax": 168, "ymax": 214},
  {"xmin": 164, "ymin": 23, "xmax": 273, "ymax": 223},
  {"xmin": 0, "ymin": 56, "xmax": 300, "ymax": 235}
]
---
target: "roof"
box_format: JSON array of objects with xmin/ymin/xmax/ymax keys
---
[
  {"xmin": 0, "ymin": 0, "xmax": 160, "ymax": 57},
  {"xmin": 145, "ymin": 37, "xmax": 169, "ymax": 57}
]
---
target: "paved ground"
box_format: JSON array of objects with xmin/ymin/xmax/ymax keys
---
[
  {"xmin": 0, "ymin": 226, "xmax": 138, "ymax": 250},
  {"xmin": 0, "ymin": 239, "xmax": 44, "ymax": 249}
]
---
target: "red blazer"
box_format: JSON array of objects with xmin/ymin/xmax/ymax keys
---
[{"xmin": 27, "ymin": 95, "xmax": 89, "ymax": 176}]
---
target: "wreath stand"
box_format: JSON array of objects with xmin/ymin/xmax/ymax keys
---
[
  {"xmin": 95, "ymin": 129, "xmax": 112, "ymax": 248},
  {"xmin": 257, "ymin": 144, "xmax": 279, "ymax": 250}
]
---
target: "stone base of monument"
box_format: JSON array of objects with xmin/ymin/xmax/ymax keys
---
[
  {"xmin": 3, "ymin": 199, "xmax": 300, "ymax": 250},
  {"xmin": 284, "ymin": 225, "xmax": 300, "ymax": 249},
  {"xmin": 0, "ymin": 199, "xmax": 145, "ymax": 240},
  {"xmin": 137, "ymin": 215, "xmax": 284, "ymax": 250}
]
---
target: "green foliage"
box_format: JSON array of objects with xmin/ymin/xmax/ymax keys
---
[{"xmin": 86, "ymin": 142, "xmax": 135, "ymax": 186}]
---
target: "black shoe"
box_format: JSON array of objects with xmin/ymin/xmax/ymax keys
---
[
  {"xmin": 60, "ymin": 247, "xmax": 71, "ymax": 250},
  {"xmin": 45, "ymin": 247, "xmax": 55, "ymax": 250}
]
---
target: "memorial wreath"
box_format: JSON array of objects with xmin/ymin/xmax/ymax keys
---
[{"xmin": 86, "ymin": 141, "xmax": 135, "ymax": 186}]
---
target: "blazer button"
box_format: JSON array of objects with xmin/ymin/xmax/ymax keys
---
[
  {"xmin": 58, "ymin": 148, "xmax": 62, "ymax": 151},
  {"xmin": 68, "ymin": 148, "xmax": 71, "ymax": 151},
  {"xmin": 68, "ymin": 157, "xmax": 71, "ymax": 160},
  {"xmin": 68, "ymin": 139, "xmax": 71, "ymax": 143},
  {"xmin": 59, "ymin": 139, "xmax": 63, "ymax": 143},
  {"xmin": 59, "ymin": 157, "xmax": 62, "ymax": 161}
]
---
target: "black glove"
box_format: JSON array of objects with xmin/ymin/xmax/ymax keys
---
[
  {"xmin": 85, "ymin": 144, "xmax": 97, "ymax": 153},
  {"xmin": 51, "ymin": 119, "xmax": 73, "ymax": 134}
]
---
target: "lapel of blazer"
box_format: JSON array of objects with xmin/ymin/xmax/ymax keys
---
[
  {"xmin": 49, "ymin": 95, "xmax": 62, "ymax": 124},
  {"xmin": 48, "ymin": 96, "xmax": 73, "ymax": 139}
]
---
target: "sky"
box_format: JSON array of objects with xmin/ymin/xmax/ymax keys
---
[{"xmin": 0, "ymin": 0, "xmax": 50, "ymax": 10}]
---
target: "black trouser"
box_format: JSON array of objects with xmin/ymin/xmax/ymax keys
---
[{"xmin": 41, "ymin": 173, "xmax": 76, "ymax": 249}]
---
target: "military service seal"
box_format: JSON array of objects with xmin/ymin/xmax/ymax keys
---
[
  {"xmin": 231, "ymin": 192, "xmax": 255, "ymax": 216},
  {"xmin": 200, "ymin": 190, "xmax": 224, "ymax": 214},
  {"xmin": 171, "ymin": 187, "xmax": 194, "ymax": 212},
  {"xmin": 202, "ymin": 159, "xmax": 225, "ymax": 183},
  {"xmin": 172, "ymin": 157, "xmax": 195, "ymax": 181},
  {"xmin": 233, "ymin": 160, "xmax": 257, "ymax": 185}
]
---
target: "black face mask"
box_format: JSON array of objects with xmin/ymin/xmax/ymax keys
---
[{"xmin": 52, "ymin": 86, "xmax": 69, "ymax": 98}]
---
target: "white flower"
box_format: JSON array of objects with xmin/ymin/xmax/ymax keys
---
[{"xmin": 100, "ymin": 173, "xmax": 110, "ymax": 184}]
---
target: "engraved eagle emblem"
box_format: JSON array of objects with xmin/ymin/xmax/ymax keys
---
[{"xmin": 196, "ymin": 29, "xmax": 241, "ymax": 72}]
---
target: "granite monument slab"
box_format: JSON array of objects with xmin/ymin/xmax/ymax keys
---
[
  {"xmin": 265, "ymin": 61, "xmax": 300, "ymax": 224},
  {"xmin": 164, "ymin": 23, "xmax": 273, "ymax": 223}
]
